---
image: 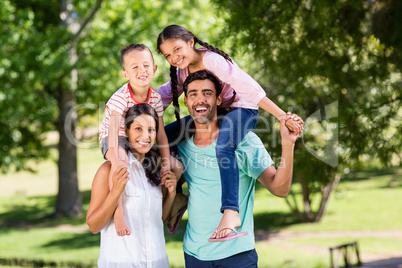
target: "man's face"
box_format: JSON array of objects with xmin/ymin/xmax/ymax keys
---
[{"xmin": 184, "ymin": 79, "xmax": 222, "ymax": 124}]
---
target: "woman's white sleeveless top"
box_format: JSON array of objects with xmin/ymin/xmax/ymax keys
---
[{"xmin": 98, "ymin": 152, "xmax": 169, "ymax": 268}]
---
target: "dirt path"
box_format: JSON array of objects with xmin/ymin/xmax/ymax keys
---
[
  {"xmin": 255, "ymin": 230, "xmax": 402, "ymax": 266},
  {"xmin": 255, "ymin": 230, "xmax": 402, "ymax": 241},
  {"xmin": 52, "ymin": 225, "xmax": 402, "ymax": 263}
]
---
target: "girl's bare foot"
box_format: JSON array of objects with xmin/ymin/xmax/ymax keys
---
[{"xmin": 210, "ymin": 209, "xmax": 241, "ymax": 239}]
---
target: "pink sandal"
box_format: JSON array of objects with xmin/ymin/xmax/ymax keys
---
[{"xmin": 208, "ymin": 227, "xmax": 248, "ymax": 242}]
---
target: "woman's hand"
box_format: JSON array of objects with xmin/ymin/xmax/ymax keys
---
[
  {"xmin": 111, "ymin": 166, "xmax": 130, "ymax": 195},
  {"xmin": 160, "ymin": 171, "xmax": 177, "ymax": 194}
]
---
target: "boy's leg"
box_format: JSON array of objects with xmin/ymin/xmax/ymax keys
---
[
  {"xmin": 109, "ymin": 146, "xmax": 129, "ymax": 236},
  {"xmin": 213, "ymin": 108, "xmax": 258, "ymax": 239},
  {"xmin": 103, "ymin": 137, "xmax": 130, "ymax": 236}
]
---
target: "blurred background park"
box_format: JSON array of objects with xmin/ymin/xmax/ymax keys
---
[{"xmin": 0, "ymin": 0, "xmax": 401, "ymax": 267}]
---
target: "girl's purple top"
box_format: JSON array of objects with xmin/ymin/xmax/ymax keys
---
[{"xmin": 157, "ymin": 50, "xmax": 266, "ymax": 110}]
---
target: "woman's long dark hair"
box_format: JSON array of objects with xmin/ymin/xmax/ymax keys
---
[
  {"xmin": 157, "ymin": 25, "xmax": 236, "ymax": 126},
  {"xmin": 125, "ymin": 103, "xmax": 161, "ymax": 186}
]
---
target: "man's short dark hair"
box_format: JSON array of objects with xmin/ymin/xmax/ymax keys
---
[{"xmin": 183, "ymin": 70, "xmax": 222, "ymax": 97}]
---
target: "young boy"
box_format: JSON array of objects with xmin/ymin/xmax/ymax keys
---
[{"xmin": 99, "ymin": 44, "xmax": 175, "ymax": 236}]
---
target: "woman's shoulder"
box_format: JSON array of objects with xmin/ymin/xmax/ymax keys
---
[
  {"xmin": 90, "ymin": 161, "xmax": 112, "ymax": 189},
  {"xmin": 96, "ymin": 161, "xmax": 112, "ymax": 178}
]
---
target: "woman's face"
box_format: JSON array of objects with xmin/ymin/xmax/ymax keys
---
[
  {"xmin": 126, "ymin": 114, "xmax": 157, "ymax": 157},
  {"xmin": 159, "ymin": 38, "xmax": 195, "ymax": 69}
]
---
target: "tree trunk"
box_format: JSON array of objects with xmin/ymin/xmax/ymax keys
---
[
  {"xmin": 55, "ymin": 85, "xmax": 82, "ymax": 217},
  {"xmin": 287, "ymin": 173, "xmax": 340, "ymax": 223},
  {"xmin": 53, "ymin": 0, "xmax": 102, "ymax": 218},
  {"xmin": 285, "ymin": 189, "xmax": 305, "ymax": 221},
  {"xmin": 315, "ymin": 174, "xmax": 341, "ymax": 222},
  {"xmin": 298, "ymin": 177, "xmax": 316, "ymax": 222}
]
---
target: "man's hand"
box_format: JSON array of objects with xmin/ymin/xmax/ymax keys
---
[
  {"xmin": 284, "ymin": 112, "xmax": 304, "ymax": 136},
  {"xmin": 280, "ymin": 118, "xmax": 299, "ymax": 145}
]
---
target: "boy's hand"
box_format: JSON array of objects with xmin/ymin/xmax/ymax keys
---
[
  {"xmin": 111, "ymin": 166, "xmax": 130, "ymax": 194},
  {"xmin": 160, "ymin": 171, "xmax": 177, "ymax": 194}
]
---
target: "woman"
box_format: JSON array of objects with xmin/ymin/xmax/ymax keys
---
[{"xmin": 86, "ymin": 103, "xmax": 180, "ymax": 267}]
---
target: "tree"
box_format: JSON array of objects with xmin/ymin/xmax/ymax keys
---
[
  {"xmin": 212, "ymin": 0, "xmax": 401, "ymax": 222},
  {"xmin": 0, "ymin": 0, "xmax": 224, "ymax": 217}
]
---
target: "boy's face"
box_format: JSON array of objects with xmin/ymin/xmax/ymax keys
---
[{"xmin": 121, "ymin": 49, "xmax": 157, "ymax": 89}]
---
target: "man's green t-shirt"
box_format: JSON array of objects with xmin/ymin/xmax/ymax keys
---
[{"xmin": 178, "ymin": 132, "xmax": 274, "ymax": 261}]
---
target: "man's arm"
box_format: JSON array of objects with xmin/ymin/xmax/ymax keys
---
[{"xmin": 257, "ymin": 119, "xmax": 298, "ymax": 198}]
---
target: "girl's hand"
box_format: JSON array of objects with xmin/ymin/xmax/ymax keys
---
[
  {"xmin": 280, "ymin": 118, "xmax": 299, "ymax": 144},
  {"xmin": 160, "ymin": 171, "xmax": 177, "ymax": 194},
  {"xmin": 284, "ymin": 112, "xmax": 304, "ymax": 136},
  {"xmin": 111, "ymin": 166, "xmax": 130, "ymax": 195}
]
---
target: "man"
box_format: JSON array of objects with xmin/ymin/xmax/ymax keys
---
[{"xmin": 177, "ymin": 70, "xmax": 298, "ymax": 267}]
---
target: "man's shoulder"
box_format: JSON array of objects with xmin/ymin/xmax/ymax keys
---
[{"xmin": 237, "ymin": 132, "xmax": 264, "ymax": 149}]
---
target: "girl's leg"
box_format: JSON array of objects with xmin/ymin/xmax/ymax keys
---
[{"xmin": 213, "ymin": 108, "xmax": 258, "ymax": 239}]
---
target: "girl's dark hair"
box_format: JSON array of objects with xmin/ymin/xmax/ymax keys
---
[
  {"xmin": 125, "ymin": 103, "xmax": 161, "ymax": 186},
  {"xmin": 120, "ymin": 43, "xmax": 154, "ymax": 67},
  {"xmin": 157, "ymin": 25, "xmax": 236, "ymax": 125}
]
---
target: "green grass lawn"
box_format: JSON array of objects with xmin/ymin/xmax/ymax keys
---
[{"xmin": 0, "ymin": 146, "xmax": 401, "ymax": 267}]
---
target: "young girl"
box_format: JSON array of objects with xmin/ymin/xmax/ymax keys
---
[
  {"xmin": 87, "ymin": 103, "xmax": 180, "ymax": 267},
  {"xmin": 157, "ymin": 25, "xmax": 303, "ymax": 241}
]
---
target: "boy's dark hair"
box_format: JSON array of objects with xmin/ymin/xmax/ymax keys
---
[
  {"xmin": 183, "ymin": 70, "xmax": 222, "ymax": 97},
  {"xmin": 120, "ymin": 44, "xmax": 154, "ymax": 67},
  {"xmin": 156, "ymin": 25, "xmax": 236, "ymax": 129},
  {"xmin": 125, "ymin": 103, "xmax": 160, "ymax": 186}
]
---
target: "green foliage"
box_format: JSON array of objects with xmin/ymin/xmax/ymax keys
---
[
  {"xmin": 214, "ymin": 0, "xmax": 401, "ymax": 169},
  {"xmin": 0, "ymin": 1, "xmax": 57, "ymax": 173},
  {"xmin": 0, "ymin": 0, "xmax": 224, "ymax": 173},
  {"xmin": 211, "ymin": 0, "xmax": 401, "ymax": 221}
]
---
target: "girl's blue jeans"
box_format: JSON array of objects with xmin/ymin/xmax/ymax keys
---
[{"xmin": 164, "ymin": 108, "xmax": 258, "ymax": 213}]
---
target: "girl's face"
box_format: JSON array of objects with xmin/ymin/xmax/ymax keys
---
[
  {"xmin": 126, "ymin": 114, "xmax": 157, "ymax": 158},
  {"xmin": 159, "ymin": 38, "xmax": 195, "ymax": 69}
]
